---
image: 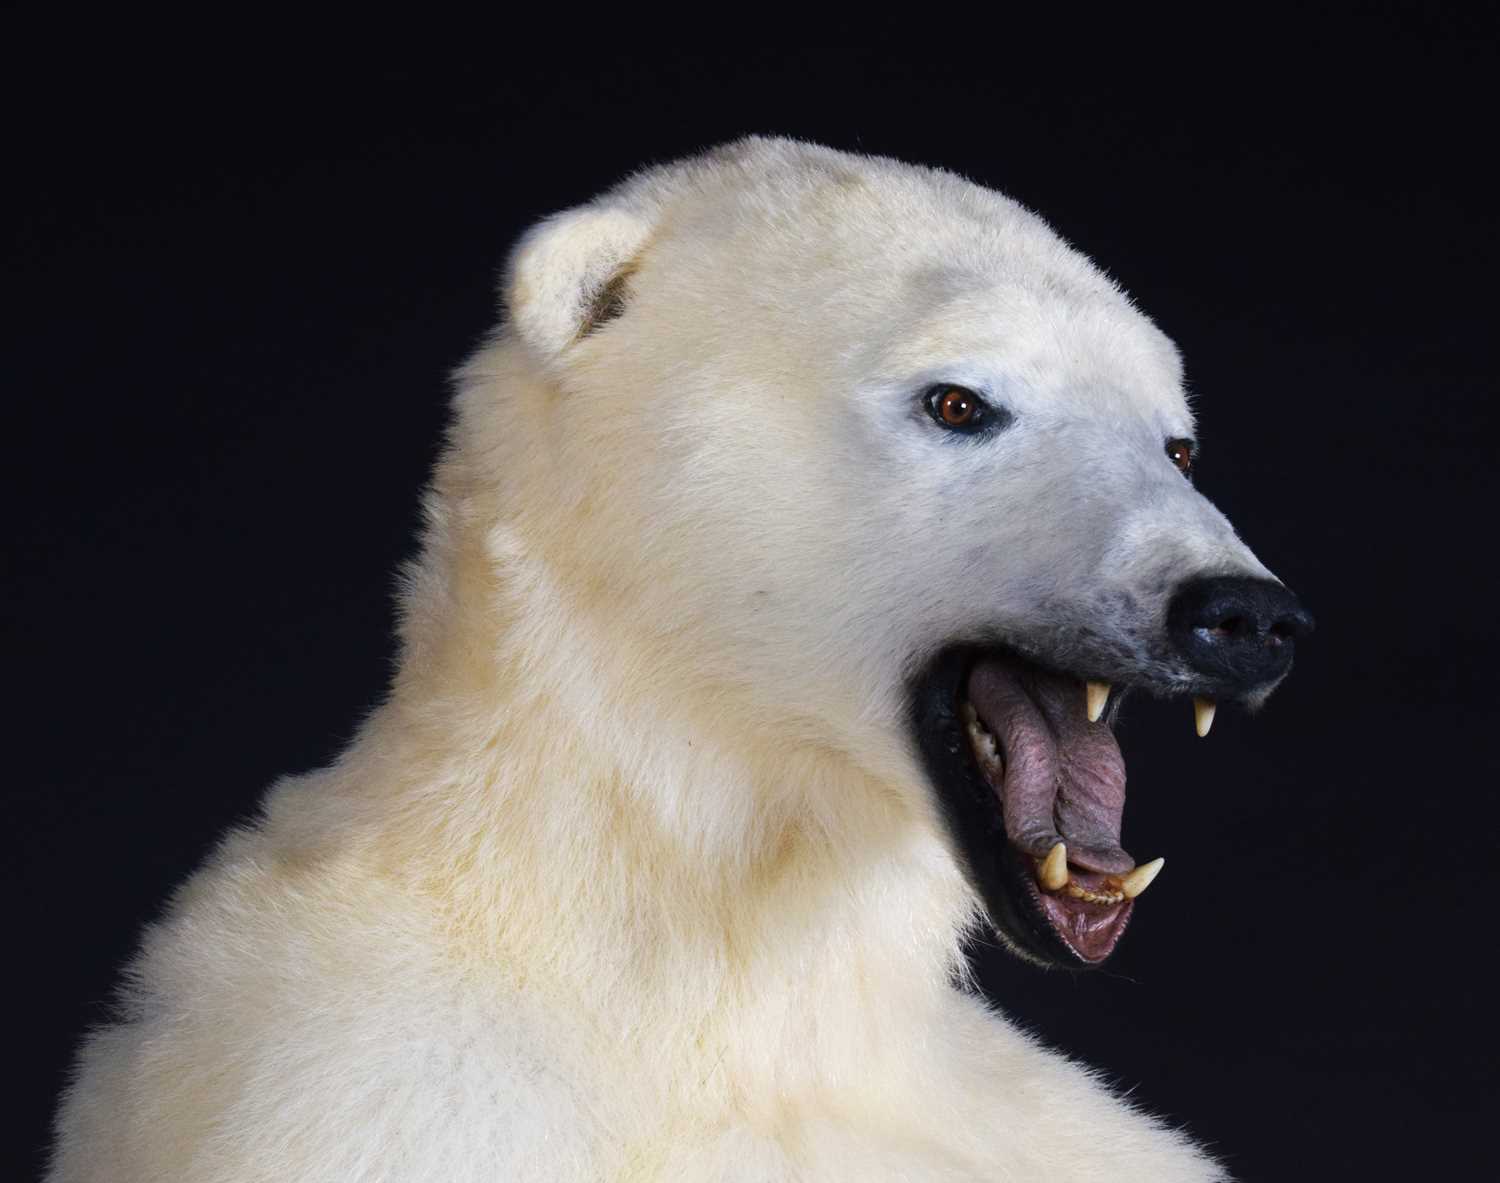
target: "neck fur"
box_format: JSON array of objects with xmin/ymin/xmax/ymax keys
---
[{"xmin": 335, "ymin": 352, "xmax": 977, "ymax": 1070}]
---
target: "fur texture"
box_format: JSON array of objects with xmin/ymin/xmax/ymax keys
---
[{"xmin": 47, "ymin": 138, "xmax": 1260, "ymax": 1181}]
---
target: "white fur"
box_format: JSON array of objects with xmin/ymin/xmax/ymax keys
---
[{"xmin": 47, "ymin": 138, "xmax": 1257, "ymax": 1181}]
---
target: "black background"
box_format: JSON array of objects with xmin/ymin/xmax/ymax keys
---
[{"xmin": 7, "ymin": 22, "xmax": 1498, "ymax": 1180}]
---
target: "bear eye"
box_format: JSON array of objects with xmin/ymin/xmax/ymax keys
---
[
  {"xmin": 924, "ymin": 385, "xmax": 996, "ymax": 434},
  {"xmin": 1166, "ymin": 438, "xmax": 1195, "ymax": 477}
]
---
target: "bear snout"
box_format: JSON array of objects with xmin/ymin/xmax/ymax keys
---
[{"xmin": 1166, "ymin": 576, "xmax": 1314, "ymax": 693}]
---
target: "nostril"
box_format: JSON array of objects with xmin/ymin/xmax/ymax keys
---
[
  {"xmin": 1279, "ymin": 603, "xmax": 1317, "ymax": 640},
  {"xmin": 1203, "ymin": 615, "xmax": 1251, "ymax": 641}
]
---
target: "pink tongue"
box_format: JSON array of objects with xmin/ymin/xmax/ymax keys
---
[{"xmin": 967, "ymin": 656, "xmax": 1134, "ymax": 875}]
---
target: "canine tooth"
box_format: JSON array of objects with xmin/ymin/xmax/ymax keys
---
[
  {"xmin": 1120, "ymin": 857, "xmax": 1165, "ymax": 899},
  {"xmin": 960, "ymin": 698, "xmax": 978, "ymax": 726},
  {"xmin": 1085, "ymin": 681, "xmax": 1110, "ymax": 723},
  {"xmin": 1193, "ymin": 698, "xmax": 1216, "ymax": 737},
  {"xmin": 1038, "ymin": 842, "xmax": 1069, "ymax": 892}
]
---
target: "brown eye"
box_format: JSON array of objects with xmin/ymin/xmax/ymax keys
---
[
  {"xmin": 1167, "ymin": 438, "xmax": 1194, "ymax": 476},
  {"xmin": 922, "ymin": 384, "xmax": 1009, "ymax": 436},
  {"xmin": 939, "ymin": 388, "xmax": 974, "ymax": 425},
  {"xmin": 927, "ymin": 385, "xmax": 981, "ymax": 429}
]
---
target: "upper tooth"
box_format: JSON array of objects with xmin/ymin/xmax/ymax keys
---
[
  {"xmin": 1193, "ymin": 698, "xmax": 1216, "ymax": 737},
  {"xmin": 1120, "ymin": 857, "xmax": 1165, "ymax": 899},
  {"xmin": 967, "ymin": 721, "xmax": 1000, "ymax": 769},
  {"xmin": 1085, "ymin": 681, "xmax": 1110, "ymax": 723},
  {"xmin": 1038, "ymin": 841, "xmax": 1069, "ymax": 891}
]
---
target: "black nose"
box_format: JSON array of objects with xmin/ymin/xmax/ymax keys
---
[{"xmin": 1166, "ymin": 576, "xmax": 1314, "ymax": 692}]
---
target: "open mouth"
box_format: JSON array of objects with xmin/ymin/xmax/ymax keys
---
[{"xmin": 912, "ymin": 646, "xmax": 1189, "ymax": 969}]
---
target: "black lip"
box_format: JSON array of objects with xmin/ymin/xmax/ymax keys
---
[{"xmin": 909, "ymin": 644, "xmax": 1117, "ymax": 970}]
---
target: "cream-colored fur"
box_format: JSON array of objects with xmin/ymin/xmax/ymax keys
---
[{"xmin": 47, "ymin": 138, "xmax": 1245, "ymax": 1181}]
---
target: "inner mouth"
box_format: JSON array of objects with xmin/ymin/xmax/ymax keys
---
[{"xmin": 914, "ymin": 647, "xmax": 1173, "ymax": 968}]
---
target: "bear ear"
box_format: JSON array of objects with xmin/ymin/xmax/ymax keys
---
[{"xmin": 504, "ymin": 204, "xmax": 652, "ymax": 363}]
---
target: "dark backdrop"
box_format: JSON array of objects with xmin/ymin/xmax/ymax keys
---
[{"xmin": 7, "ymin": 26, "xmax": 1497, "ymax": 1180}]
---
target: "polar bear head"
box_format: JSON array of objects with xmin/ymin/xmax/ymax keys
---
[{"xmin": 474, "ymin": 137, "xmax": 1312, "ymax": 969}]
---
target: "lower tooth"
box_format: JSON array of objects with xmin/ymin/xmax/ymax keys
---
[
  {"xmin": 1037, "ymin": 842, "xmax": 1070, "ymax": 892},
  {"xmin": 1063, "ymin": 882, "xmax": 1125, "ymax": 905},
  {"xmin": 1120, "ymin": 857, "xmax": 1165, "ymax": 899}
]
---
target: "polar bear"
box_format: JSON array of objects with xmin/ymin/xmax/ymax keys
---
[{"xmin": 49, "ymin": 137, "xmax": 1311, "ymax": 1181}]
